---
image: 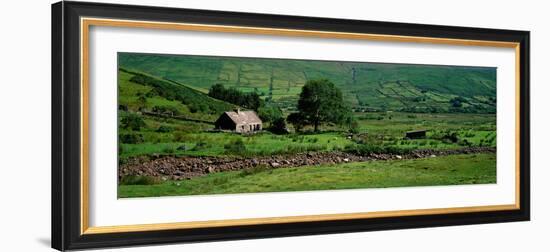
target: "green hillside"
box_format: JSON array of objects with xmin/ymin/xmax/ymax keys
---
[
  {"xmin": 118, "ymin": 68, "xmax": 234, "ymax": 122},
  {"xmin": 118, "ymin": 52, "xmax": 496, "ymax": 113}
]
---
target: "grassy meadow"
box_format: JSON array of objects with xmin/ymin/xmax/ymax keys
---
[
  {"xmin": 117, "ymin": 52, "xmax": 497, "ymax": 198},
  {"xmin": 119, "ymin": 153, "xmax": 496, "ymax": 197}
]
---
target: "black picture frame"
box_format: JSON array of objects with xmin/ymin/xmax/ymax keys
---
[{"xmin": 52, "ymin": 1, "xmax": 530, "ymax": 251}]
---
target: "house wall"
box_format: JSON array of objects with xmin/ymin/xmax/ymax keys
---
[
  {"xmin": 235, "ymin": 123, "xmax": 261, "ymax": 133},
  {"xmin": 215, "ymin": 114, "xmax": 236, "ymax": 130}
]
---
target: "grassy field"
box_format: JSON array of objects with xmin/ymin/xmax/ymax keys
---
[
  {"xmin": 352, "ymin": 111, "xmax": 496, "ymax": 149},
  {"xmin": 119, "ymin": 131, "xmax": 353, "ymax": 158},
  {"xmin": 118, "ymin": 153, "xmax": 496, "ymax": 198},
  {"xmin": 119, "ymin": 110, "xmax": 496, "ymax": 160}
]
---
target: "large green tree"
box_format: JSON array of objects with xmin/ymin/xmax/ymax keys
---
[
  {"xmin": 295, "ymin": 79, "xmax": 350, "ymax": 132},
  {"xmin": 258, "ymin": 104, "xmax": 283, "ymax": 126}
]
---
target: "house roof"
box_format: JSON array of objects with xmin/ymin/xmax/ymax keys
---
[
  {"xmin": 406, "ymin": 129, "xmax": 427, "ymax": 133},
  {"xmin": 223, "ymin": 110, "xmax": 262, "ymax": 125}
]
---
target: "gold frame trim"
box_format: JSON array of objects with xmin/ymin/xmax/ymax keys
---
[{"xmin": 80, "ymin": 17, "xmax": 522, "ymax": 235}]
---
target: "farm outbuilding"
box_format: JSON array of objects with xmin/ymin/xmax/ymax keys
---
[
  {"xmin": 215, "ymin": 109, "xmax": 262, "ymax": 133},
  {"xmin": 405, "ymin": 130, "xmax": 427, "ymax": 139}
]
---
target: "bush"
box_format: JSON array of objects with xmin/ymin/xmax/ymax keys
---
[
  {"xmin": 187, "ymin": 103, "xmax": 209, "ymax": 114},
  {"xmin": 459, "ymin": 139, "xmax": 473, "ymax": 147},
  {"xmin": 188, "ymin": 103, "xmax": 198, "ymax": 113},
  {"xmin": 463, "ymin": 130, "xmax": 476, "ymax": 138},
  {"xmin": 307, "ymin": 137, "xmax": 319, "ymax": 143},
  {"xmin": 148, "ymin": 133, "xmax": 162, "ymax": 143},
  {"xmin": 120, "ymin": 113, "xmax": 146, "ymax": 131},
  {"xmin": 442, "ymin": 132, "xmax": 459, "ymax": 143},
  {"xmin": 156, "ymin": 125, "xmax": 173, "ymax": 133},
  {"xmin": 259, "ymin": 104, "xmax": 283, "ymax": 125},
  {"xmin": 152, "ymin": 105, "xmax": 180, "ymax": 116},
  {"xmin": 269, "ymin": 117, "xmax": 288, "ymax": 134},
  {"xmin": 450, "ymin": 96, "xmax": 467, "ymax": 108},
  {"xmin": 119, "ymin": 133, "xmax": 144, "ymax": 144},
  {"xmin": 119, "ymin": 175, "xmax": 160, "ymax": 185},
  {"xmin": 412, "ymin": 97, "xmax": 425, "ymax": 102},
  {"xmin": 290, "ymin": 135, "xmax": 305, "ymax": 143},
  {"xmin": 191, "ymin": 140, "xmax": 210, "ymax": 151},
  {"xmin": 348, "ymin": 120, "xmax": 360, "ymax": 134},
  {"xmin": 431, "ymin": 130, "xmax": 459, "ymax": 143},
  {"xmin": 224, "ymin": 139, "xmax": 247, "ymax": 154},
  {"xmin": 173, "ymin": 131, "xmax": 188, "ymax": 142},
  {"xmin": 162, "ymin": 145, "xmax": 175, "ymax": 154}
]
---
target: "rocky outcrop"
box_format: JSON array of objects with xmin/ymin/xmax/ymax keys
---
[{"xmin": 119, "ymin": 147, "xmax": 495, "ymax": 181}]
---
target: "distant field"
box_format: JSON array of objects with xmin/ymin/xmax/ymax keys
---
[
  {"xmin": 353, "ymin": 112, "xmax": 496, "ymax": 149},
  {"xmin": 118, "ymin": 153, "xmax": 496, "ymax": 198},
  {"xmin": 118, "ymin": 52, "xmax": 496, "ymax": 113}
]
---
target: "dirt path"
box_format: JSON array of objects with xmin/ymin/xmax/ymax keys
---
[{"xmin": 119, "ymin": 147, "xmax": 496, "ymax": 180}]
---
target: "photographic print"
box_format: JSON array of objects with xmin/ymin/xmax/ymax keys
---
[
  {"xmin": 117, "ymin": 52, "xmax": 497, "ymax": 198},
  {"xmin": 52, "ymin": 3, "xmax": 529, "ymax": 249}
]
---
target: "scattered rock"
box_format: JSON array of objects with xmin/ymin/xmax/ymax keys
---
[{"xmin": 119, "ymin": 147, "xmax": 495, "ymax": 180}]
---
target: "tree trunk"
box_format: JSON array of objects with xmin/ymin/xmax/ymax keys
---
[
  {"xmin": 314, "ymin": 120, "xmax": 319, "ymax": 132},
  {"xmin": 314, "ymin": 107, "xmax": 320, "ymax": 132}
]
